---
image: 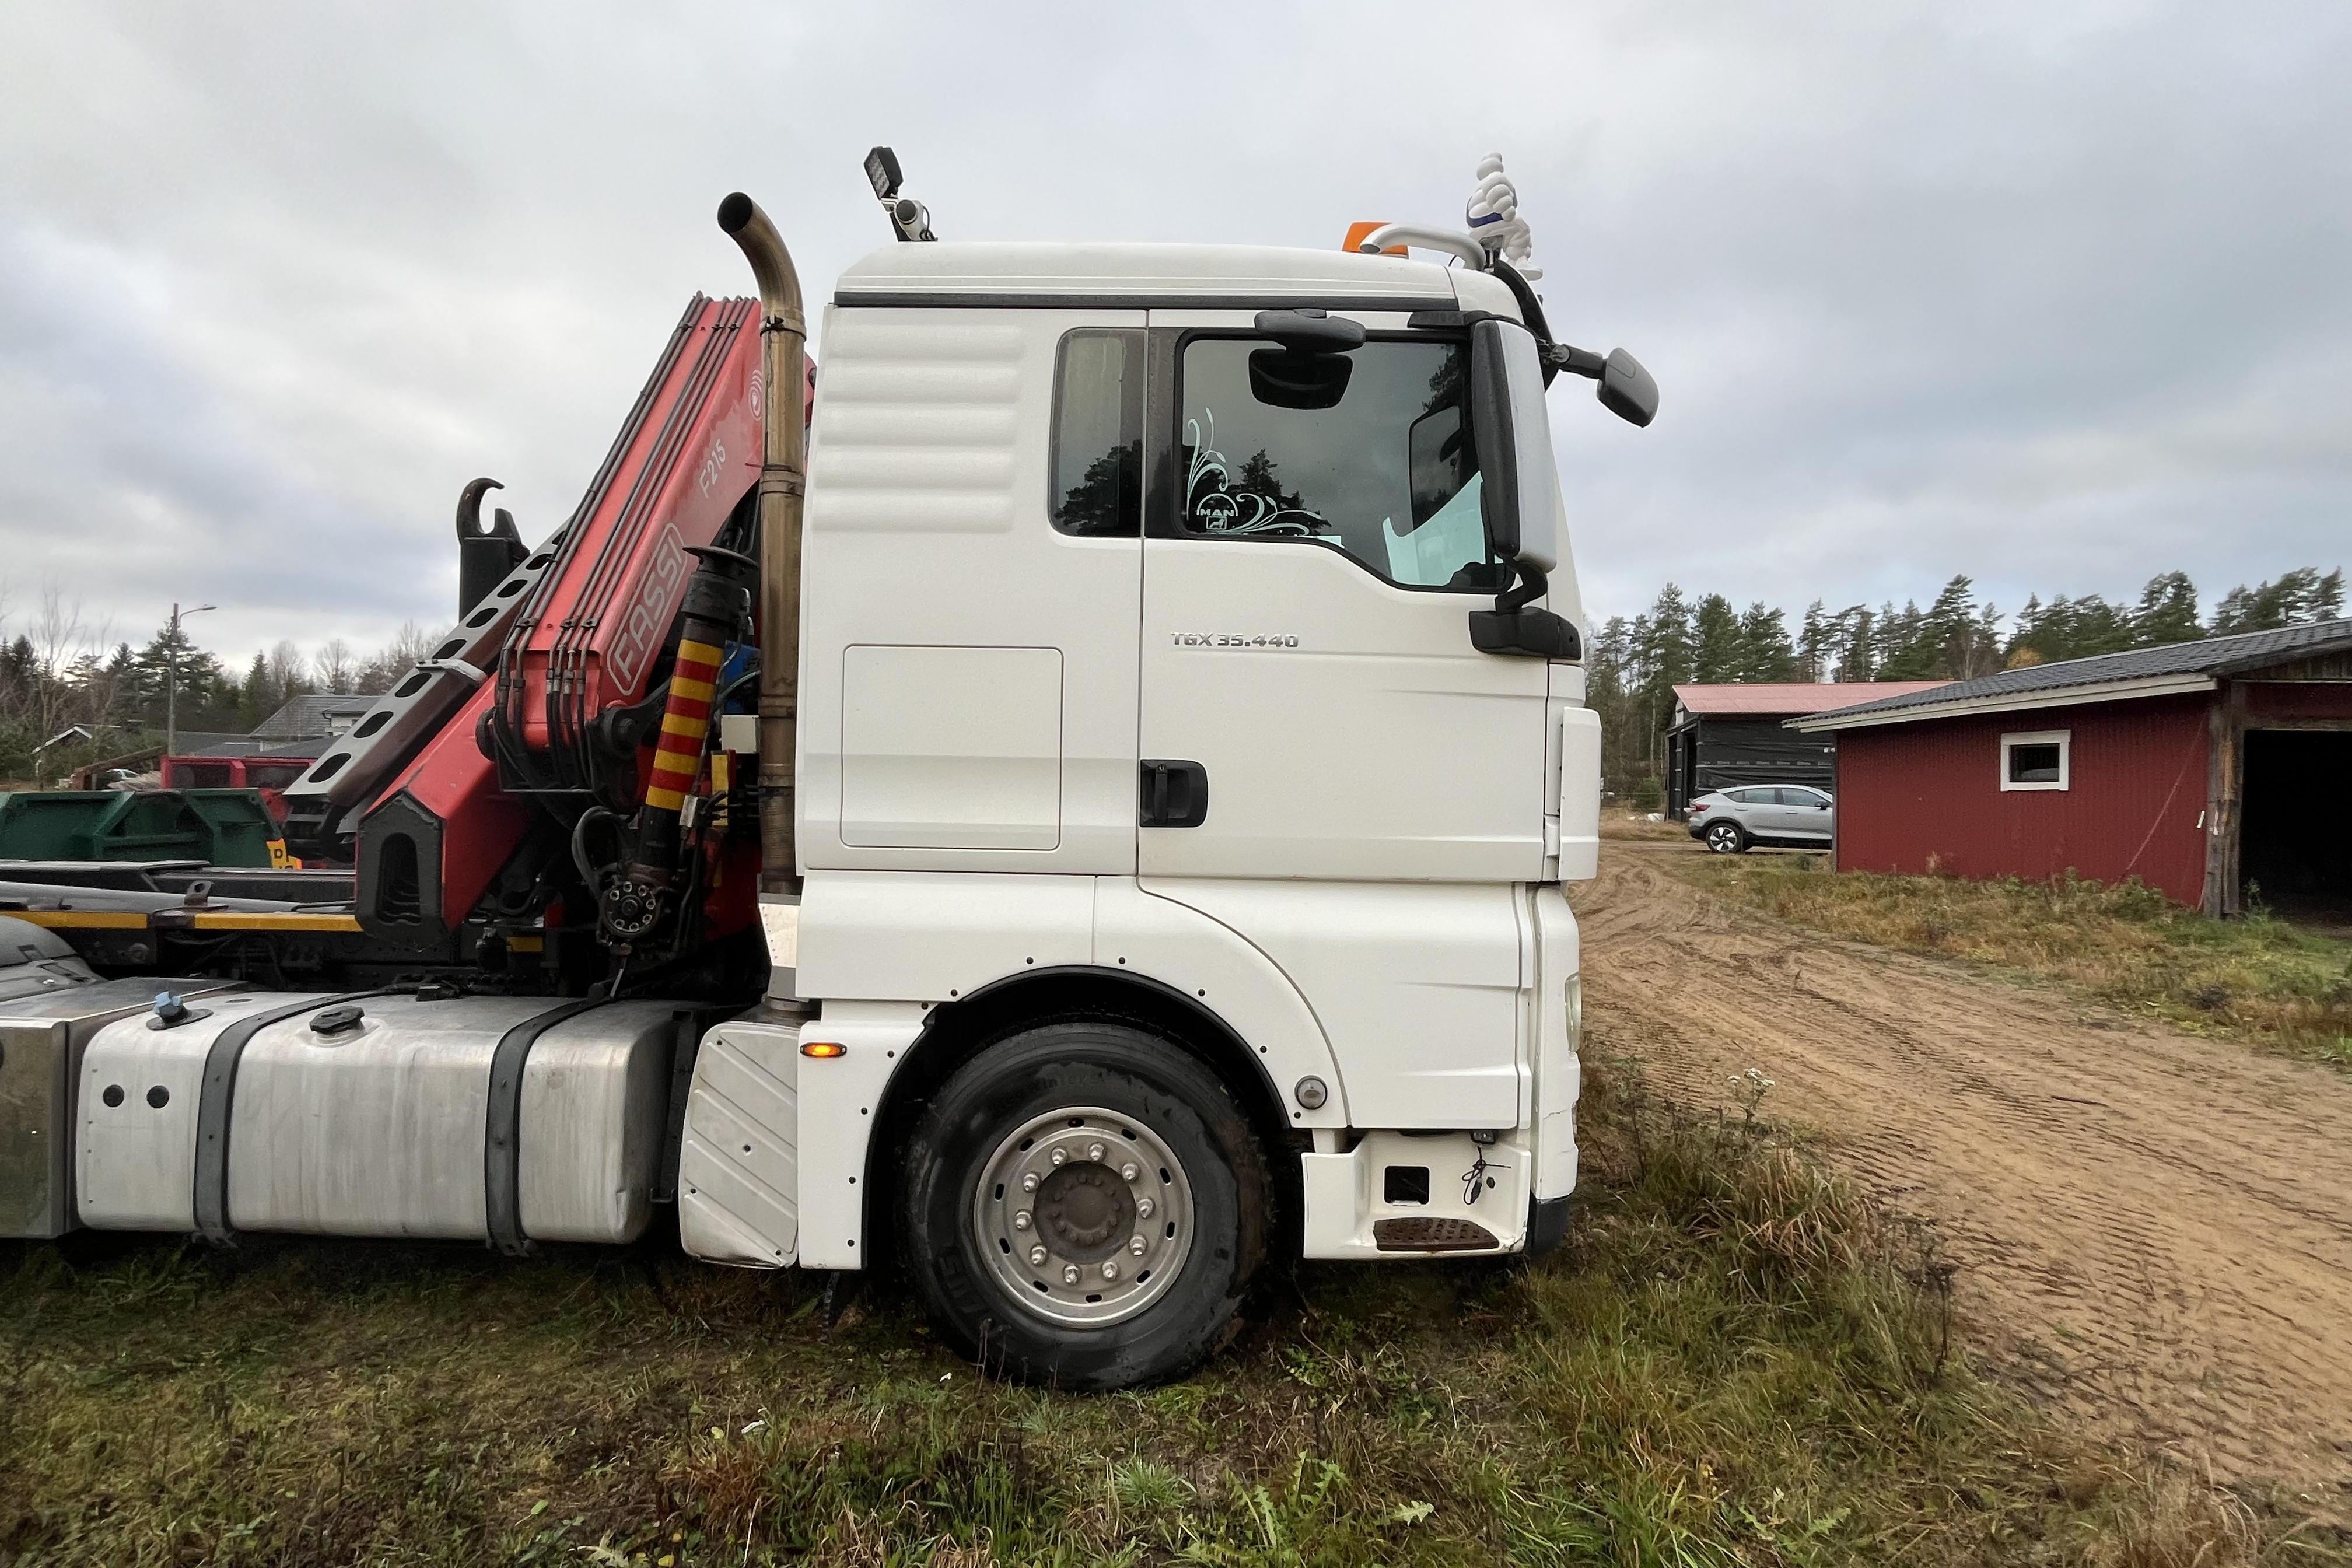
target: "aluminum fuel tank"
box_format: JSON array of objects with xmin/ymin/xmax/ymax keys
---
[
  {"xmin": 78, "ymin": 991, "xmax": 682, "ymax": 1246},
  {"xmin": 1, "ymin": 975, "xmax": 244, "ymax": 1239}
]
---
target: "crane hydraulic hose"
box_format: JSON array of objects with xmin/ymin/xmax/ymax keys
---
[
  {"xmin": 603, "ymin": 550, "xmax": 751, "ymax": 944},
  {"xmin": 716, "ymin": 192, "xmax": 808, "ymax": 897}
]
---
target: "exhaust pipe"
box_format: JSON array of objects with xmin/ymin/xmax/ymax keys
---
[{"xmin": 716, "ymin": 192, "xmax": 808, "ymax": 899}]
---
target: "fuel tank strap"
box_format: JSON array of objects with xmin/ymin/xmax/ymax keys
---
[
  {"xmin": 193, "ymin": 990, "xmax": 393, "ymax": 1245},
  {"xmin": 484, "ymin": 999, "xmax": 611, "ymax": 1256}
]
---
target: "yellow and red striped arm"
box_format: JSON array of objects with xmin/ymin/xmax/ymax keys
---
[{"xmin": 643, "ymin": 638, "xmax": 723, "ymax": 812}]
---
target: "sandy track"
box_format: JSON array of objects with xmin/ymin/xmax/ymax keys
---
[{"xmin": 1573, "ymin": 839, "xmax": 2352, "ymax": 1496}]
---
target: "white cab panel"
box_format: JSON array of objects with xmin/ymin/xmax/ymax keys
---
[
  {"xmin": 841, "ymin": 645, "xmax": 1063, "ymax": 850},
  {"xmin": 1530, "ymin": 887, "xmax": 1581, "ymax": 1201},
  {"xmin": 796, "ymin": 870, "xmax": 1093, "ymax": 1001},
  {"xmin": 792, "ymin": 870, "xmax": 1350, "ymax": 1131},
  {"xmin": 679, "ymin": 1019, "xmax": 802, "ymax": 1268},
  {"xmin": 835, "ymin": 242, "xmax": 1461, "ymax": 310},
  {"xmin": 1138, "ymin": 540, "xmax": 1549, "ymax": 881},
  {"xmin": 1557, "ymin": 704, "xmax": 1601, "ymax": 881},
  {"xmin": 1093, "ymin": 877, "xmax": 1349, "ymax": 1128},
  {"xmin": 794, "ymin": 1000, "xmax": 927, "ymax": 1269},
  {"xmin": 1140, "ymin": 879, "xmax": 1522, "ymax": 1128},
  {"xmin": 800, "ymin": 306, "xmax": 1142, "ymax": 875}
]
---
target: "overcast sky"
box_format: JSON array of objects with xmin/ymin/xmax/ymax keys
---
[{"xmin": 2, "ymin": 1, "xmax": 2346, "ymax": 664}]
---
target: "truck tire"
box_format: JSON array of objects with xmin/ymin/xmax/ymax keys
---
[{"xmin": 899, "ymin": 1020, "xmax": 1269, "ymax": 1390}]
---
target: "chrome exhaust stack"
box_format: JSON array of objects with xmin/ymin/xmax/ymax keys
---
[{"xmin": 716, "ymin": 192, "xmax": 808, "ymax": 900}]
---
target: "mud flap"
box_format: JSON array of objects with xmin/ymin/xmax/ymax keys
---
[{"xmin": 677, "ymin": 1018, "xmax": 802, "ymax": 1268}]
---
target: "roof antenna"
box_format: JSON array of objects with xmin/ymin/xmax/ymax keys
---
[{"xmin": 863, "ymin": 146, "xmax": 936, "ymax": 243}]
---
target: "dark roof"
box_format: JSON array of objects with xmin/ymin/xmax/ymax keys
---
[
  {"xmin": 170, "ymin": 732, "xmax": 263, "ymax": 756},
  {"xmin": 1672, "ymin": 681, "xmax": 1947, "ymax": 718},
  {"xmin": 250, "ymin": 693, "xmax": 373, "ymax": 741},
  {"xmin": 1793, "ymin": 618, "xmax": 2352, "ymax": 730}
]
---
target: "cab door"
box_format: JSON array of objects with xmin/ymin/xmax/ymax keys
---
[
  {"xmin": 1135, "ymin": 312, "xmax": 1551, "ymax": 884},
  {"xmin": 1133, "ymin": 311, "xmax": 1555, "ymax": 1129}
]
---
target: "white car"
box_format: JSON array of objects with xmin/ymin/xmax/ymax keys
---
[{"xmin": 1685, "ymin": 785, "xmax": 1835, "ymax": 853}]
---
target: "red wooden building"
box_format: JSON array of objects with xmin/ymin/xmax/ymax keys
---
[{"xmin": 1791, "ymin": 620, "xmax": 2352, "ymax": 918}]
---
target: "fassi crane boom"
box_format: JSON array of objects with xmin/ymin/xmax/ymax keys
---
[{"xmin": 277, "ymin": 286, "xmax": 809, "ymax": 986}]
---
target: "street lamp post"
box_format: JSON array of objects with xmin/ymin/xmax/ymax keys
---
[{"xmin": 164, "ymin": 601, "xmax": 217, "ymax": 764}]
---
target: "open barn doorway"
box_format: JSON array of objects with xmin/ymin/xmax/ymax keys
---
[{"xmin": 2240, "ymin": 727, "xmax": 2352, "ymax": 935}]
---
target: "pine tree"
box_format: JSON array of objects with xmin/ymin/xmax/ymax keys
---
[
  {"xmin": 1799, "ymin": 600, "xmax": 1833, "ymax": 682},
  {"xmin": 2211, "ymin": 567, "xmax": 2346, "ymax": 634},
  {"xmin": 1734, "ymin": 602, "xmax": 1801, "ymax": 681},
  {"xmin": 2131, "ymin": 572, "xmax": 2202, "ymax": 646},
  {"xmin": 1691, "ymin": 594, "xmax": 1741, "ymax": 682},
  {"xmin": 239, "ymin": 652, "xmax": 275, "ymax": 729}
]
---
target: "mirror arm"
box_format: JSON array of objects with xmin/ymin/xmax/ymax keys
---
[
  {"xmin": 1486, "ymin": 260, "xmax": 1562, "ymax": 386},
  {"xmin": 1546, "ymin": 344, "xmax": 1609, "ymax": 380},
  {"xmin": 1496, "ymin": 565, "xmax": 1548, "ymax": 616}
]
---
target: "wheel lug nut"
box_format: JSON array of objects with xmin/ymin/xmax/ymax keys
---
[
  {"xmin": 1101, "ymin": 1261, "xmax": 1119, "ymax": 1281},
  {"xmin": 1013, "ymin": 1210, "xmax": 1032, "ymax": 1231},
  {"xmin": 1050, "ymin": 1149, "xmax": 1067, "ymax": 1167},
  {"xmin": 1120, "ymin": 1162, "xmax": 1139, "ymax": 1182},
  {"xmin": 1087, "ymin": 1142, "xmax": 1105, "ymax": 1162},
  {"xmin": 1062, "ymin": 1264, "xmax": 1081, "ymax": 1286},
  {"xmin": 1136, "ymin": 1196, "xmax": 1155, "ymax": 1219},
  {"xmin": 1028, "ymin": 1245, "xmax": 1048, "ymax": 1266},
  {"xmin": 1021, "ymin": 1172, "xmax": 1039, "ymax": 1192},
  {"xmin": 1129, "ymin": 1235, "xmax": 1147, "ymax": 1256}
]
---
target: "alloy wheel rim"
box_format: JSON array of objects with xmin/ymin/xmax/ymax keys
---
[{"xmin": 971, "ymin": 1105, "xmax": 1196, "ymax": 1328}]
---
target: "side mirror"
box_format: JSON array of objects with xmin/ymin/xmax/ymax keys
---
[
  {"xmin": 1468, "ymin": 319, "xmax": 1559, "ymax": 572},
  {"xmin": 1466, "ymin": 319, "xmax": 1581, "ymax": 660},
  {"xmin": 1598, "ymin": 348, "xmax": 1658, "ymax": 428}
]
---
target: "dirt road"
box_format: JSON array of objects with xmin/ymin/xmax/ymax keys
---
[{"xmin": 1574, "ymin": 839, "xmax": 2352, "ymax": 1497}]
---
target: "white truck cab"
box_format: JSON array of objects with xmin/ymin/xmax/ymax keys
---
[
  {"xmin": 684, "ymin": 233, "xmax": 1618, "ymax": 1384},
  {"xmin": 9, "ymin": 164, "xmax": 1651, "ymax": 1392}
]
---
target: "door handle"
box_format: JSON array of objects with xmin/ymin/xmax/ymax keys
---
[{"xmin": 1139, "ymin": 760, "xmax": 1209, "ymax": 828}]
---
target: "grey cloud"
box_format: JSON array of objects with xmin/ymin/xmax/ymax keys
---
[{"xmin": 0, "ymin": 0, "xmax": 2344, "ymax": 663}]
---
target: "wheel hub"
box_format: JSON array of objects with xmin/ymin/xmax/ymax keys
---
[
  {"xmin": 1037, "ymin": 1162, "xmax": 1133, "ymax": 1259},
  {"xmin": 971, "ymin": 1106, "xmax": 1194, "ymax": 1328}
]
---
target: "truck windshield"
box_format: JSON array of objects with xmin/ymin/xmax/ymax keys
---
[{"xmin": 1178, "ymin": 337, "xmax": 1504, "ymax": 591}]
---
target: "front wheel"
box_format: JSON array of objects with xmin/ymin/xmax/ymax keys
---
[
  {"xmin": 1705, "ymin": 820, "xmax": 1748, "ymax": 853},
  {"xmin": 899, "ymin": 1021, "xmax": 1269, "ymax": 1390}
]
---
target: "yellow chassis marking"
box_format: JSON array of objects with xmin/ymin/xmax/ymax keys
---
[
  {"xmin": 182, "ymin": 912, "xmax": 364, "ymax": 933},
  {"xmin": 8, "ymin": 909, "xmax": 365, "ymax": 934},
  {"xmin": 5, "ymin": 909, "xmax": 150, "ymax": 929}
]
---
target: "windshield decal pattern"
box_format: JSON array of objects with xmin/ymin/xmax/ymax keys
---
[{"xmin": 1184, "ymin": 410, "xmax": 1328, "ymax": 537}]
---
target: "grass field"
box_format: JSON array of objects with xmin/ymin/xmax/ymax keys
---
[
  {"xmin": 4, "ymin": 1054, "xmax": 2314, "ymax": 1567},
  {"xmin": 1670, "ymin": 847, "xmax": 2352, "ymax": 1070}
]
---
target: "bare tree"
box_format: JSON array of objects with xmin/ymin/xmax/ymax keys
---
[
  {"xmin": 27, "ymin": 584, "xmax": 103, "ymax": 737},
  {"xmin": 312, "ymin": 638, "xmax": 356, "ymax": 692},
  {"xmin": 354, "ymin": 621, "xmax": 438, "ymax": 694}
]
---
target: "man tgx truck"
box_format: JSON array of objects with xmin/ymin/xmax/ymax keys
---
[{"xmin": 0, "ymin": 153, "xmax": 1655, "ymax": 1389}]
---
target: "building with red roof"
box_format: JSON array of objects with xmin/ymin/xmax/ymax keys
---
[{"xmin": 1665, "ymin": 682, "xmax": 1948, "ymax": 816}]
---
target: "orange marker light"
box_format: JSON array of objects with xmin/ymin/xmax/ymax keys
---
[
  {"xmin": 1343, "ymin": 220, "xmax": 1405, "ymax": 257},
  {"xmin": 800, "ymin": 1040, "xmax": 847, "ymax": 1059}
]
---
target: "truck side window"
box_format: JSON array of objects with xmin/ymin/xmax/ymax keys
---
[
  {"xmin": 1177, "ymin": 336, "xmax": 1504, "ymax": 591},
  {"xmin": 1050, "ymin": 329, "xmax": 1143, "ymax": 537}
]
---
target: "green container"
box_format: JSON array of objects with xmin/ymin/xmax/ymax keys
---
[{"xmin": 0, "ymin": 789, "xmax": 279, "ymax": 869}]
